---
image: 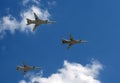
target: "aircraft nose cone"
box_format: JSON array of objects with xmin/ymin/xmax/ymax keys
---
[
  {"xmin": 48, "ymin": 21, "xmax": 56, "ymax": 23},
  {"xmin": 81, "ymin": 40, "xmax": 88, "ymax": 43},
  {"xmin": 35, "ymin": 67, "xmax": 41, "ymax": 70}
]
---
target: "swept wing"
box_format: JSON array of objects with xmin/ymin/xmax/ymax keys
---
[
  {"xmin": 23, "ymin": 70, "xmax": 27, "ymax": 75},
  {"xmin": 34, "ymin": 13, "xmax": 40, "ymax": 21},
  {"xmin": 67, "ymin": 43, "xmax": 72, "ymax": 49},
  {"xmin": 69, "ymin": 34, "xmax": 74, "ymax": 41},
  {"xmin": 33, "ymin": 24, "xmax": 40, "ymax": 31}
]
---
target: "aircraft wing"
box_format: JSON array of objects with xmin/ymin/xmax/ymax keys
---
[
  {"xmin": 67, "ymin": 44, "xmax": 72, "ymax": 49},
  {"xmin": 69, "ymin": 35, "xmax": 74, "ymax": 41},
  {"xmin": 23, "ymin": 70, "xmax": 27, "ymax": 75},
  {"xmin": 33, "ymin": 24, "xmax": 40, "ymax": 31},
  {"xmin": 23, "ymin": 62, "xmax": 27, "ymax": 67},
  {"xmin": 34, "ymin": 13, "xmax": 40, "ymax": 21}
]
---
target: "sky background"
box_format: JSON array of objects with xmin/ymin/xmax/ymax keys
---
[{"xmin": 0, "ymin": 0, "xmax": 120, "ymax": 83}]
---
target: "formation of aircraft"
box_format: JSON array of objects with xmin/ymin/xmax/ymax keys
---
[
  {"xmin": 62, "ymin": 35, "xmax": 88, "ymax": 49},
  {"xmin": 16, "ymin": 62, "xmax": 41, "ymax": 75},
  {"xmin": 26, "ymin": 12, "xmax": 56, "ymax": 31},
  {"xmin": 16, "ymin": 12, "xmax": 88, "ymax": 76}
]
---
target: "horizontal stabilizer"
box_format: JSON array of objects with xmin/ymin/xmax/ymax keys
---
[
  {"xmin": 16, "ymin": 66, "xmax": 22, "ymax": 71},
  {"xmin": 26, "ymin": 18, "xmax": 32, "ymax": 25},
  {"xmin": 62, "ymin": 39, "xmax": 67, "ymax": 44}
]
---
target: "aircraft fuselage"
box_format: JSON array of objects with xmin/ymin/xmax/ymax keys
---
[
  {"xmin": 62, "ymin": 39, "xmax": 80, "ymax": 45},
  {"xmin": 17, "ymin": 66, "xmax": 34, "ymax": 71},
  {"xmin": 30, "ymin": 20, "xmax": 48, "ymax": 25}
]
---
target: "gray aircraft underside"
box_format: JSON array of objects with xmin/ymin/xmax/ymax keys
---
[
  {"xmin": 62, "ymin": 35, "xmax": 88, "ymax": 49},
  {"xmin": 16, "ymin": 62, "xmax": 40, "ymax": 75},
  {"xmin": 26, "ymin": 12, "xmax": 55, "ymax": 31}
]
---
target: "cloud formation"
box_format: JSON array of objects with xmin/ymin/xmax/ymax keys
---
[
  {"xmin": 22, "ymin": 0, "xmax": 29, "ymax": 5},
  {"xmin": 19, "ymin": 60, "xmax": 103, "ymax": 83},
  {"xmin": 22, "ymin": 0, "xmax": 40, "ymax": 5},
  {"xmin": 47, "ymin": 1, "xmax": 56, "ymax": 6},
  {"xmin": 0, "ymin": 1, "xmax": 50, "ymax": 38}
]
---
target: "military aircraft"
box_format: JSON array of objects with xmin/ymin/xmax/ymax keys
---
[
  {"xmin": 16, "ymin": 62, "xmax": 41, "ymax": 75},
  {"xmin": 26, "ymin": 12, "xmax": 55, "ymax": 31},
  {"xmin": 62, "ymin": 35, "xmax": 88, "ymax": 49}
]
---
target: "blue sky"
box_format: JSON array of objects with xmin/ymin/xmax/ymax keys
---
[{"xmin": 0, "ymin": 0, "xmax": 120, "ymax": 83}]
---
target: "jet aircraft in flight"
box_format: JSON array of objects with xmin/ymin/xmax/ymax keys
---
[
  {"xmin": 26, "ymin": 12, "xmax": 55, "ymax": 31},
  {"xmin": 16, "ymin": 62, "xmax": 41, "ymax": 75},
  {"xmin": 62, "ymin": 35, "xmax": 88, "ymax": 49}
]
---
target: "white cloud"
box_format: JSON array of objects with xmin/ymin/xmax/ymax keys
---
[
  {"xmin": 32, "ymin": 0, "xmax": 40, "ymax": 5},
  {"xmin": 22, "ymin": 0, "xmax": 29, "ymax": 6},
  {"xmin": 1, "ymin": 15, "xmax": 19, "ymax": 33},
  {"xmin": 22, "ymin": 0, "xmax": 40, "ymax": 5},
  {"xmin": 19, "ymin": 60, "xmax": 103, "ymax": 83},
  {"xmin": 47, "ymin": 1, "xmax": 56, "ymax": 6},
  {"xmin": 0, "ymin": 5, "xmax": 51, "ymax": 38},
  {"xmin": 19, "ymin": 80, "xmax": 26, "ymax": 83}
]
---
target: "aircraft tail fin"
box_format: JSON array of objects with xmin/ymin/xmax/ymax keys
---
[
  {"xmin": 26, "ymin": 18, "xmax": 32, "ymax": 25},
  {"xmin": 62, "ymin": 39, "xmax": 67, "ymax": 44},
  {"xmin": 16, "ymin": 66, "xmax": 22, "ymax": 71}
]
